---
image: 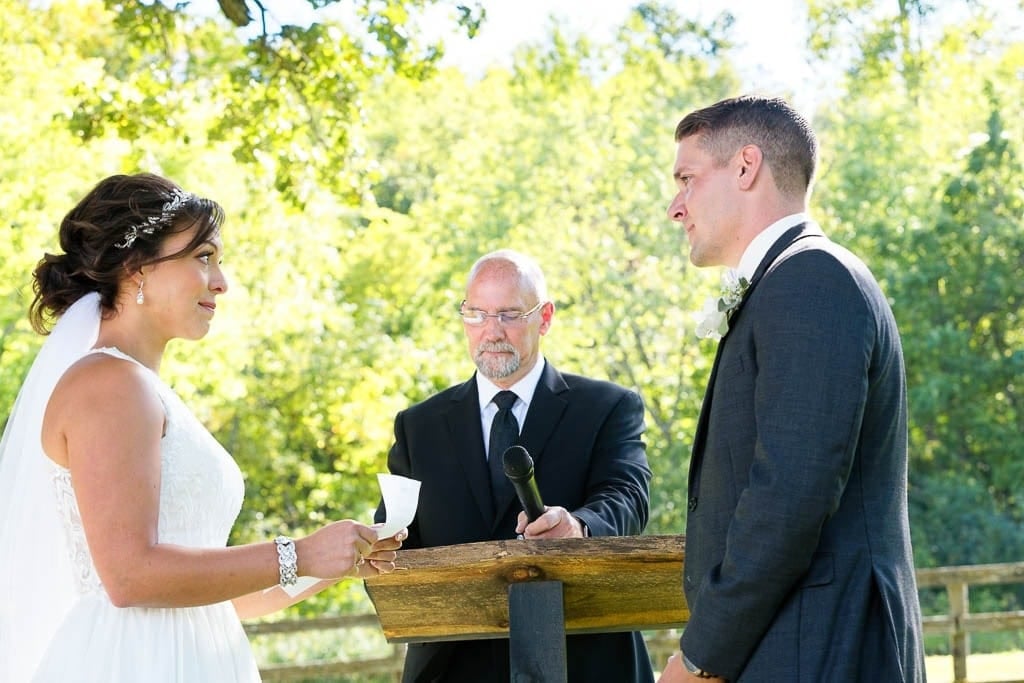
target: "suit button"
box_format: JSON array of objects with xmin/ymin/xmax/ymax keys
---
[{"xmin": 688, "ymin": 497, "xmax": 698, "ymax": 511}]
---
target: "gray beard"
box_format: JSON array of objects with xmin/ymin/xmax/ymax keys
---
[{"xmin": 474, "ymin": 342, "xmax": 521, "ymax": 380}]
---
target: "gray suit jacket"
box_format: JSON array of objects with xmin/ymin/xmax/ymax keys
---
[
  {"xmin": 376, "ymin": 361, "xmax": 654, "ymax": 682},
  {"xmin": 680, "ymin": 224, "xmax": 926, "ymax": 682}
]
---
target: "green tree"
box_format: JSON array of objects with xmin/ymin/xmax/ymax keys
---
[
  {"xmin": 353, "ymin": 2, "xmax": 741, "ymax": 534},
  {"xmin": 900, "ymin": 103, "xmax": 1024, "ymax": 561},
  {"xmin": 77, "ymin": 0, "xmax": 484, "ymax": 206},
  {"xmin": 807, "ymin": 0, "xmax": 1024, "ymax": 650}
]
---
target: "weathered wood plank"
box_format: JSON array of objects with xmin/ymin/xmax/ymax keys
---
[
  {"xmin": 363, "ymin": 535, "xmax": 689, "ymax": 643},
  {"xmin": 922, "ymin": 611, "xmax": 1024, "ymax": 634},
  {"xmin": 916, "ymin": 563, "xmax": 1024, "ymax": 588},
  {"xmin": 259, "ymin": 655, "xmax": 403, "ymax": 681},
  {"xmin": 244, "ymin": 613, "xmax": 381, "ymax": 635}
]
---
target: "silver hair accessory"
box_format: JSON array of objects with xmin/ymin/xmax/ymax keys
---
[{"xmin": 115, "ymin": 188, "xmax": 193, "ymax": 249}]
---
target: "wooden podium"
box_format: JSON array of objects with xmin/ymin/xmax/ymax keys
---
[{"xmin": 364, "ymin": 535, "xmax": 688, "ymax": 682}]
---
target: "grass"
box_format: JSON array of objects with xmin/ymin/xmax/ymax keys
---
[{"xmin": 925, "ymin": 651, "xmax": 1024, "ymax": 682}]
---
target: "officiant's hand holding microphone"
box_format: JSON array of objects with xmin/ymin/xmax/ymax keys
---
[
  {"xmin": 516, "ymin": 506, "xmax": 588, "ymax": 539},
  {"xmin": 504, "ymin": 444, "xmax": 588, "ymax": 540}
]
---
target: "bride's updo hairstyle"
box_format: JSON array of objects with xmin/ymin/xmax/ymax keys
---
[{"xmin": 29, "ymin": 173, "xmax": 225, "ymax": 334}]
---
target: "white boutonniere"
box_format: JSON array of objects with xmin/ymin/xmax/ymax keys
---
[{"xmin": 694, "ymin": 270, "xmax": 750, "ymax": 340}]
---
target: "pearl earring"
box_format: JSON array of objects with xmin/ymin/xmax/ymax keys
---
[{"xmin": 136, "ymin": 281, "xmax": 145, "ymax": 305}]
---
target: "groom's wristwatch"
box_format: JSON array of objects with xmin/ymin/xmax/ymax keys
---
[{"xmin": 682, "ymin": 651, "xmax": 716, "ymax": 679}]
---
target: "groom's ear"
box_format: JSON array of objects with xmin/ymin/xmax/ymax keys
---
[{"xmin": 736, "ymin": 144, "xmax": 763, "ymax": 190}]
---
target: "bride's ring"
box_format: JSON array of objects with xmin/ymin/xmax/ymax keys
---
[{"xmin": 356, "ymin": 552, "xmax": 366, "ymax": 567}]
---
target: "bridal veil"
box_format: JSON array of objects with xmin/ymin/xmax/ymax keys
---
[{"xmin": 0, "ymin": 292, "xmax": 100, "ymax": 681}]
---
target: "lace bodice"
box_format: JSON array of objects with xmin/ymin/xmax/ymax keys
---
[{"xmin": 50, "ymin": 347, "xmax": 245, "ymax": 595}]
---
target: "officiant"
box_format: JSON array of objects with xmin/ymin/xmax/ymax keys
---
[{"xmin": 374, "ymin": 249, "xmax": 654, "ymax": 682}]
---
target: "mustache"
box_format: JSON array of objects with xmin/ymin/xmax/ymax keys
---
[{"xmin": 476, "ymin": 341, "xmax": 516, "ymax": 354}]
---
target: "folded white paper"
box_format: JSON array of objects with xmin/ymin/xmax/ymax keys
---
[
  {"xmin": 280, "ymin": 575, "xmax": 320, "ymax": 597},
  {"xmin": 374, "ymin": 473, "xmax": 420, "ymax": 539}
]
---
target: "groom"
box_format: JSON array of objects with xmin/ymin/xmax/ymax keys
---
[{"xmin": 658, "ymin": 95, "xmax": 926, "ymax": 682}]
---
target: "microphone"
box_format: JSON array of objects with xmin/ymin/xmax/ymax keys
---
[{"xmin": 502, "ymin": 445, "xmax": 545, "ymax": 522}]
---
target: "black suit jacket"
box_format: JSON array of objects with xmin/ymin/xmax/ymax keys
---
[
  {"xmin": 680, "ymin": 224, "xmax": 926, "ymax": 682},
  {"xmin": 376, "ymin": 361, "xmax": 654, "ymax": 682}
]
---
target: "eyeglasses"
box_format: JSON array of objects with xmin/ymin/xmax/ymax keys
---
[{"xmin": 459, "ymin": 300, "xmax": 545, "ymax": 327}]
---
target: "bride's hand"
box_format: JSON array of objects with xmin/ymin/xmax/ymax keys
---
[
  {"xmin": 296, "ymin": 520, "xmax": 378, "ymax": 580},
  {"xmin": 352, "ymin": 527, "xmax": 407, "ymax": 578}
]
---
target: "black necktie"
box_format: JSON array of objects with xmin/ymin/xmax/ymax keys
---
[{"xmin": 488, "ymin": 390, "xmax": 520, "ymax": 514}]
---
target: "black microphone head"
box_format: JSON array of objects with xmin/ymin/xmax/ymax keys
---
[{"xmin": 502, "ymin": 444, "xmax": 534, "ymax": 480}]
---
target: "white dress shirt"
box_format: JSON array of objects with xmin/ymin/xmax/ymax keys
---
[
  {"xmin": 475, "ymin": 356, "xmax": 546, "ymax": 460},
  {"xmin": 734, "ymin": 212, "xmax": 812, "ymax": 282}
]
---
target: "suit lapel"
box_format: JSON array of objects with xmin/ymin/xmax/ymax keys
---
[
  {"xmin": 444, "ymin": 379, "xmax": 495, "ymax": 522},
  {"xmin": 519, "ymin": 362, "xmax": 569, "ymax": 464},
  {"xmin": 721, "ymin": 222, "xmax": 822, "ymax": 327},
  {"xmin": 689, "ymin": 222, "xmax": 820, "ymax": 490}
]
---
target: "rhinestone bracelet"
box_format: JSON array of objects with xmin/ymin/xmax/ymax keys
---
[{"xmin": 274, "ymin": 535, "xmax": 298, "ymax": 588}]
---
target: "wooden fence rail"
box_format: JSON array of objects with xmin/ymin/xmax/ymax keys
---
[
  {"xmin": 916, "ymin": 561, "xmax": 1024, "ymax": 683},
  {"xmin": 245, "ymin": 560, "xmax": 1024, "ymax": 682},
  {"xmin": 246, "ymin": 614, "xmax": 404, "ymax": 681}
]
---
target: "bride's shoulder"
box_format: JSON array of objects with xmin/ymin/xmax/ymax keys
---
[
  {"xmin": 52, "ymin": 351, "xmax": 159, "ymax": 413},
  {"xmin": 43, "ymin": 350, "xmax": 165, "ymax": 466}
]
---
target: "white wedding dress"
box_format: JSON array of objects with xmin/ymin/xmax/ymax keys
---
[{"xmin": 28, "ymin": 347, "xmax": 262, "ymax": 682}]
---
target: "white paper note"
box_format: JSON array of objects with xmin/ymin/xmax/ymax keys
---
[
  {"xmin": 279, "ymin": 575, "xmax": 320, "ymax": 597},
  {"xmin": 374, "ymin": 473, "xmax": 420, "ymax": 539}
]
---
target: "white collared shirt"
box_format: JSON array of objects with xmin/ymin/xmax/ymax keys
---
[
  {"xmin": 475, "ymin": 356, "xmax": 546, "ymax": 460},
  {"xmin": 734, "ymin": 212, "xmax": 810, "ymax": 282}
]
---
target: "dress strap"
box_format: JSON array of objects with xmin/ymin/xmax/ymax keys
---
[
  {"xmin": 87, "ymin": 347, "xmax": 168, "ymax": 417},
  {"xmin": 90, "ymin": 346, "xmax": 143, "ymax": 365}
]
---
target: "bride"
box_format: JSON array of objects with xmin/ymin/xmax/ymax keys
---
[{"xmin": 0, "ymin": 173, "xmax": 404, "ymax": 682}]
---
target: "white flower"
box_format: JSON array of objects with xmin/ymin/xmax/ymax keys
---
[{"xmin": 693, "ymin": 270, "xmax": 750, "ymax": 341}]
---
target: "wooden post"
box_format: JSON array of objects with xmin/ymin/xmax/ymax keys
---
[{"xmin": 949, "ymin": 580, "xmax": 969, "ymax": 683}]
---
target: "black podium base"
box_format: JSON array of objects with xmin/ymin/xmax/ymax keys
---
[{"xmin": 508, "ymin": 580, "xmax": 568, "ymax": 683}]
